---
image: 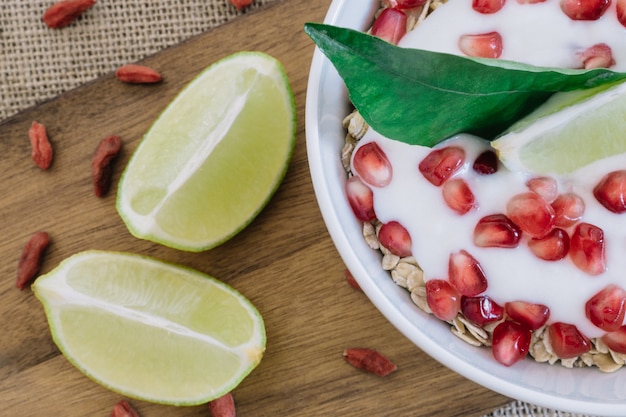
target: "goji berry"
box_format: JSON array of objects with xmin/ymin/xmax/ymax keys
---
[
  {"xmin": 345, "ymin": 269, "xmax": 362, "ymax": 291},
  {"xmin": 42, "ymin": 0, "xmax": 96, "ymax": 29},
  {"xmin": 16, "ymin": 232, "xmax": 50, "ymax": 290},
  {"xmin": 92, "ymin": 135, "xmax": 122, "ymax": 197},
  {"xmin": 110, "ymin": 400, "xmax": 140, "ymax": 417},
  {"xmin": 28, "ymin": 121, "xmax": 53, "ymax": 170},
  {"xmin": 115, "ymin": 64, "xmax": 162, "ymax": 84},
  {"xmin": 208, "ymin": 393, "xmax": 236, "ymax": 417},
  {"xmin": 229, "ymin": 0, "xmax": 253, "ymax": 10},
  {"xmin": 343, "ymin": 348, "xmax": 397, "ymax": 377}
]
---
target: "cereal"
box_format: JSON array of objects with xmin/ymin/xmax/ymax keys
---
[
  {"xmin": 110, "ymin": 400, "xmax": 140, "ymax": 417},
  {"xmin": 382, "ymin": 253, "xmax": 400, "ymax": 271},
  {"xmin": 410, "ymin": 287, "xmax": 431, "ymax": 314},
  {"xmin": 363, "ymin": 222, "xmax": 380, "ymax": 250},
  {"xmin": 343, "ymin": 111, "xmax": 369, "ymax": 141}
]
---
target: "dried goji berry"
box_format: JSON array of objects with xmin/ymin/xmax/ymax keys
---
[
  {"xmin": 16, "ymin": 232, "xmax": 50, "ymax": 290},
  {"xmin": 42, "ymin": 0, "xmax": 96, "ymax": 29},
  {"xmin": 343, "ymin": 348, "xmax": 397, "ymax": 377},
  {"xmin": 115, "ymin": 64, "xmax": 162, "ymax": 84},
  {"xmin": 28, "ymin": 121, "xmax": 53, "ymax": 170},
  {"xmin": 208, "ymin": 393, "xmax": 236, "ymax": 417},
  {"xmin": 229, "ymin": 0, "xmax": 253, "ymax": 10},
  {"xmin": 110, "ymin": 400, "xmax": 140, "ymax": 417},
  {"xmin": 92, "ymin": 135, "xmax": 122, "ymax": 197},
  {"xmin": 345, "ymin": 269, "xmax": 362, "ymax": 291}
]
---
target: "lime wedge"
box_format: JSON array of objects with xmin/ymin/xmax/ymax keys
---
[
  {"xmin": 32, "ymin": 250, "xmax": 265, "ymax": 405},
  {"xmin": 492, "ymin": 81, "xmax": 626, "ymax": 175},
  {"xmin": 117, "ymin": 52, "xmax": 296, "ymax": 251}
]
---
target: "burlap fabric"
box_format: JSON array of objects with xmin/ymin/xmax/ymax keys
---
[
  {"xmin": 0, "ymin": 0, "xmax": 275, "ymax": 120},
  {"xmin": 0, "ymin": 2, "xmax": 607, "ymax": 416}
]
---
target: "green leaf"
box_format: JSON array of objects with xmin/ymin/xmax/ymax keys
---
[{"xmin": 304, "ymin": 22, "xmax": 626, "ymax": 147}]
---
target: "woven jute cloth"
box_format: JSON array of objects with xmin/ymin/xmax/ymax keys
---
[
  {"xmin": 0, "ymin": 0, "xmax": 274, "ymax": 120},
  {"xmin": 0, "ymin": 2, "xmax": 607, "ymax": 416},
  {"xmin": 483, "ymin": 401, "xmax": 602, "ymax": 417}
]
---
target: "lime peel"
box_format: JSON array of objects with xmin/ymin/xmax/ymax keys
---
[
  {"xmin": 492, "ymin": 80, "xmax": 626, "ymax": 175},
  {"xmin": 117, "ymin": 51, "xmax": 296, "ymax": 252},
  {"xmin": 33, "ymin": 250, "xmax": 266, "ymax": 406}
]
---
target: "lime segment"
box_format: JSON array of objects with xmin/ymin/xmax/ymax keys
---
[
  {"xmin": 492, "ymin": 81, "xmax": 626, "ymax": 175},
  {"xmin": 32, "ymin": 250, "xmax": 265, "ymax": 405},
  {"xmin": 117, "ymin": 52, "xmax": 296, "ymax": 251}
]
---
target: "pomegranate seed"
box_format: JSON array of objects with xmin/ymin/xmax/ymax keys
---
[
  {"xmin": 458, "ymin": 32, "xmax": 503, "ymax": 59},
  {"xmin": 506, "ymin": 192, "xmax": 555, "ymax": 238},
  {"xmin": 352, "ymin": 142, "xmax": 393, "ymax": 188},
  {"xmin": 551, "ymin": 192, "xmax": 585, "ymax": 228},
  {"xmin": 442, "ymin": 178, "xmax": 477, "ymax": 215},
  {"xmin": 492, "ymin": 321, "xmax": 531, "ymax": 366},
  {"xmin": 601, "ymin": 326, "xmax": 626, "ymax": 353},
  {"xmin": 371, "ymin": 7, "xmax": 407, "ymax": 45},
  {"xmin": 418, "ymin": 146, "xmax": 465, "ymax": 186},
  {"xmin": 570, "ymin": 222, "xmax": 606, "ymax": 275},
  {"xmin": 576, "ymin": 43, "xmax": 615, "ymax": 69},
  {"xmin": 448, "ymin": 250, "xmax": 488, "ymax": 296},
  {"xmin": 345, "ymin": 176, "xmax": 376, "ymax": 222},
  {"xmin": 618, "ymin": 0, "xmax": 626, "ymax": 27},
  {"xmin": 548, "ymin": 322, "xmax": 591, "ymax": 358},
  {"xmin": 585, "ymin": 284, "xmax": 626, "ymax": 332},
  {"xmin": 527, "ymin": 228, "xmax": 570, "ymax": 261},
  {"xmin": 472, "ymin": 0, "xmax": 506, "ymax": 13},
  {"xmin": 426, "ymin": 279, "xmax": 461, "ymax": 321},
  {"xmin": 505, "ymin": 301, "xmax": 550, "ymax": 330},
  {"xmin": 560, "ymin": 0, "xmax": 611, "ymax": 20},
  {"xmin": 472, "ymin": 150, "xmax": 499, "ymax": 175},
  {"xmin": 594, "ymin": 170, "xmax": 626, "ymax": 213},
  {"xmin": 461, "ymin": 295, "xmax": 504, "ymax": 326},
  {"xmin": 526, "ymin": 176, "xmax": 558, "ymax": 203},
  {"xmin": 378, "ymin": 221, "xmax": 412, "ymax": 257},
  {"xmin": 384, "ymin": 0, "xmax": 428, "ymax": 8},
  {"xmin": 473, "ymin": 214, "xmax": 522, "ymax": 248}
]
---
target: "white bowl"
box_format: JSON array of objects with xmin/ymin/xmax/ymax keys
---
[{"xmin": 305, "ymin": 0, "xmax": 626, "ymax": 414}]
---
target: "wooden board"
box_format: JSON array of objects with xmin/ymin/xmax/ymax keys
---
[{"xmin": 0, "ymin": 0, "xmax": 511, "ymax": 415}]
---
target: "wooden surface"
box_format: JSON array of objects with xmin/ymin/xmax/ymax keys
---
[{"xmin": 0, "ymin": 0, "xmax": 511, "ymax": 415}]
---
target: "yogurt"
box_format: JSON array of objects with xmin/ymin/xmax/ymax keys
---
[
  {"xmin": 399, "ymin": 0, "xmax": 626, "ymax": 70},
  {"xmin": 354, "ymin": 130, "xmax": 626, "ymax": 338},
  {"xmin": 352, "ymin": 0, "xmax": 626, "ymax": 340}
]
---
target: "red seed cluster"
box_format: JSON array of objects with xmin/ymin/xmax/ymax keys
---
[
  {"xmin": 346, "ymin": 139, "xmax": 626, "ymax": 367},
  {"xmin": 459, "ymin": 0, "xmax": 621, "ymax": 67}
]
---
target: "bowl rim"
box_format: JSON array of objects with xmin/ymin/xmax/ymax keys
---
[{"xmin": 304, "ymin": 0, "xmax": 626, "ymax": 414}]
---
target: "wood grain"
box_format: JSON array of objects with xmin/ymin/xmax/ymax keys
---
[{"xmin": 0, "ymin": 0, "xmax": 511, "ymax": 415}]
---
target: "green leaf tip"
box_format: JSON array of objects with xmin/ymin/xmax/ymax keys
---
[{"xmin": 304, "ymin": 22, "xmax": 626, "ymax": 147}]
